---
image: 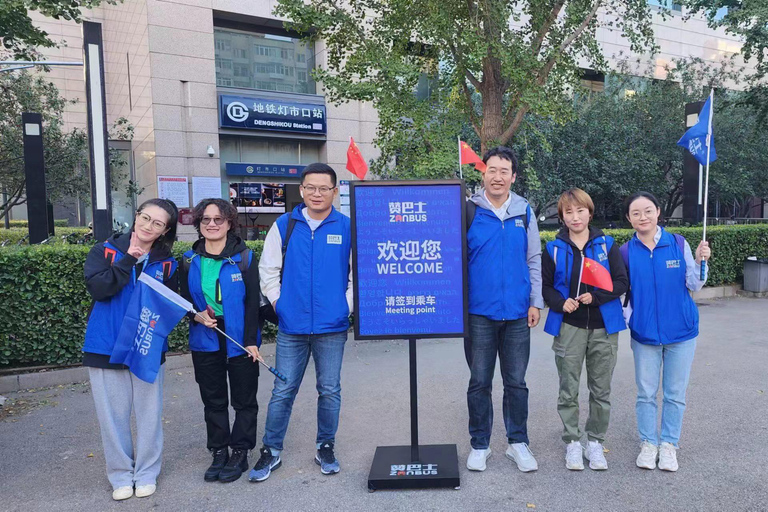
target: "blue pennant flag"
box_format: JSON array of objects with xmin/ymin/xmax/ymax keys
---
[
  {"xmin": 110, "ymin": 273, "xmax": 192, "ymax": 383},
  {"xmin": 677, "ymin": 95, "xmax": 717, "ymax": 166}
]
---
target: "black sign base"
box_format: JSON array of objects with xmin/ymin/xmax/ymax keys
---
[{"xmin": 367, "ymin": 444, "xmax": 460, "ymax": 491}]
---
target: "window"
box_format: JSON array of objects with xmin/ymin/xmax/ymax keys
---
[
  {"xmin": 648, "ymin": 0, "xmax": 682, "ymax": 12},
  {"xmin": 217, "ymin": 77, "xmax": 233, "ymax": 86},
  {"xmin": 214, "ymin": 27, "xmax": 316, "ymax": 94}
]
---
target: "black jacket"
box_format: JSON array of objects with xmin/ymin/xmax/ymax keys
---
[
  {"xmin": 541, "ymin": 226, "xmax": 628, "ymax": 330},
  {"xmin": 178, "ymin": 234, "xmax": 261, "ymax": 347}
]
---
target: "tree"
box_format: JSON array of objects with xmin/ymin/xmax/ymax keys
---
[
  {"xmin": 276, "ymin": 0, "xmax": 658, "ymax": 178},
  {"xmin": 0, "ymin": 70, "xmax": 89, "ymax": 218},
  {"xmin": 1, "ymin": 0, "xmax": 116, "ymax": 60},
  {"xmin": 514, "ymin": 57, "xmax": 766, "ymax": 221},
  {"xmin": 683, "ymin": 1, "xmax": 768, "ymax": 122}
]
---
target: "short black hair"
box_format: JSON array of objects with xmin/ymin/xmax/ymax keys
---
[
  {"xmin": 623, "ymin": 191, "xmax": 660, "ymax": 219},
  {"xmin": 135, "ymin": 198, "xmax": 178, "ymax": 251},
  {"xmin": 482, "ymin": 146, "xmax": 518, "ymax": 174},
  {"xmin": 301, "ymin": 163, "xmax": 337, "ymax": 187},
  {"xmin": 192, "ymin": 198, "xmax": 238, "ymax": 238}
]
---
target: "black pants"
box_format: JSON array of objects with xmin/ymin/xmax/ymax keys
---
[{"xmin": 191, "ymin": 319, "xmax": 260, "ymax": 451}]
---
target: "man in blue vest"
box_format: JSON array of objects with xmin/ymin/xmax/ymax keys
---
[
  {"xmin": 250, "ymin": 163, "xmax": 352, "ymax": 482},
  {"xmin": 465, "ymin": 146, "xmax": 544, "ymax": 473}
]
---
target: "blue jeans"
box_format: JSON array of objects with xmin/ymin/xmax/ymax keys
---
[
  {"xmin": 262, "ymin": 330, "xmax": 347, "ymax": 452},
  {"xmin": 465, "ymin": 315, "xmax": 531, "ymax": 449},
  {"xmin": 631, "ymin": 337, "xmax": 697, "ymax": 447}
]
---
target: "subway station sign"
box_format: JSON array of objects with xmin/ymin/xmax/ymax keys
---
[
  {"xmin": 219, "ymin": 94, "xmax": 327, "ymax": 135},
  {"xmin": 351, "ymin": 180, "xmax": 468, "ymax": 339},
  {"xmin": 226, "ymin": 163, "xmax": 305, "ymax": 178}
]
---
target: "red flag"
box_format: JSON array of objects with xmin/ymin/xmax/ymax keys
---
[
  {"xmin": 346, "ymin": 137, "xmax": 368, "ymax": 180},
  {"xmin": 580, "ymin": 257, "xmax": 613, "ymax": 292},
  {"xmin": 459, "ymin": 140, "xmax": 486, "ymax": 172}
]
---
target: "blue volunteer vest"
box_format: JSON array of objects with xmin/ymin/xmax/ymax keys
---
[
  {"xmin": 543, "ymin": 236, "xmax": 626, "ymax": 336},
  {"xmin": 83, "ymin": 242, "xmax": 177, "ymax": 356},
  {"xmin": 623, "ymin": 228, "xmax": 698, "ymax": 345},
  {"xmin": 275, "ymin": 205, "xmax": 351, "ymax": 335},
  {"xmin": 184, "ymin": 249, "xmax": 259, "ymax": 357},
  {"xmin": 467, "ymin": 205, "xmax": 531, "ymax": 321}
]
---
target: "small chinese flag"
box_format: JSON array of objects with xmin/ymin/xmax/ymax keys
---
[
  {"xmin": 459, "ymin": 140, "xmax": 487, "ymax": 172},
  {"xmin": 580, "ymin": 257, "xmax": 613, "ymax": 292},
  {"xmin": 346, "ymin": 137, "xmax": 368, "ymax": 180}
]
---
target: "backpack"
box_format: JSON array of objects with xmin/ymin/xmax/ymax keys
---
[
  {"xmin": 465, "ymin": 200, "xmax": 530, "ymax": 231},
  {"xmin": 620, "ymin": 232, "xmax": 685, "ymax": 306},
  {"xmin": 259, "ymin": 217, "xmax": 297, "ymax": 325}
]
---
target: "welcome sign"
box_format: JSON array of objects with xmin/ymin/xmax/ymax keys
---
[{"xmin": 351, "ymin": 180, "xmax": 468, "ymax": 339}]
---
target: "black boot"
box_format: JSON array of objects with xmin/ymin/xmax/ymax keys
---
[
  {"xmin": 204, "ymin": 448, "xmax": 229, "ymax": 481},
  {"xmin": 219, "ymin": 449, "xmax": 249, "ymax": 483}
]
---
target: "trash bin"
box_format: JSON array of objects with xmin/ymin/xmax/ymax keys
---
[{"xmin": 743, "ymin": 257, "xmax": 768, "ymax": 293}]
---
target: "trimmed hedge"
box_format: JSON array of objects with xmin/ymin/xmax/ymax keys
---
[
  {"xmin": 0, "ymin": 227, "xmax": 91, "ymax": 245},
  {"xmin": 0, "ymin": 227, "xmax": 765, "ymax": 368},
  {"xmin": 3, "ymin": 220, "xmax": 70, "ymax": 228}
]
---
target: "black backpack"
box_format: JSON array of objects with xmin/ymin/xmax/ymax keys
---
[{"xmin": 259, "ymin": 218, "xmax": 297, "ymax": 325}]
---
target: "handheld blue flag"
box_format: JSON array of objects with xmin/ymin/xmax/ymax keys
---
[
  {"xmin": 677, "ymin": 96, "xmax": 717, "ymax": 166},
  {"xmin": 110, "ymin": 273, "xmax": 191, "ymax": 383}
]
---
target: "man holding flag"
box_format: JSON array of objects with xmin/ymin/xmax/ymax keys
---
[{"xmin": 541, "ymin": 188, "xmax": 628, "ymax": 471}]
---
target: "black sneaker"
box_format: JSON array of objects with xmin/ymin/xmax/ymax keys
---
[
  {"xmin": 204, "ymin": 448, "xmax": 229, "ymax": 481},
  {"xmin": 248, "ymin": 447, "xmax": 282, "ymax": 482},
  {"xmin": 315, "ymin": 442, "xmax": 340, "ymax": 475},
  {"xmin": 218, "ymin": 448, "xmax": 248, "ymax": 483}
]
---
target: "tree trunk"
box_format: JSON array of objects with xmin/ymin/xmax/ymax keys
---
[{"xmin": 480, "ymin": 56, "xmax": 505, "ymax": 154}]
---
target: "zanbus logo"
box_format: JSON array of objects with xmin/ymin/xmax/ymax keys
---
[
  {"xmin": 389, "ymin": 201, "xmax": 427, "ymax": 223},
  {"xmin": 226, "ymin": 101, "xmax": 249, "ymax": 123},
  {"xmin": 134, "ymin": 307, "xmax": 161, "ymax": 356}
]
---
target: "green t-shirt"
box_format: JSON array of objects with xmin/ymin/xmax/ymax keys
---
[{"xmin": 200, "ymin": 256, "xmax": 224, "ymax": 317}]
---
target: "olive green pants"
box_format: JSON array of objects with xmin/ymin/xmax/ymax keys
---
[{"xmin": 553, "ymin": 323, "xmax": 618, "ymax": 443}]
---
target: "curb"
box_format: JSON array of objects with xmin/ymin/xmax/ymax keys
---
[
  {"xmin": 692, "ymin": 284, "xmax": 740, "ymax": 300},
  {"xmin": 0, "ymin": 354, "xmax": 193, "ymax": 394}
]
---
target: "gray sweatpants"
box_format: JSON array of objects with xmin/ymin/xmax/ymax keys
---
[{"xmin": 89, "ymin": 366, "xmax": 165, "ymax": 489}]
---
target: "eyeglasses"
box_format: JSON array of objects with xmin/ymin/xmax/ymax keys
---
[
  {"xmin": 485, "ymin": 168, "xmax": 513, "ymax": 177},
  {"xmin": 136, "ymin": 211, "xmax": 167, "ymax": 231},
  {"xmin": 201, "ymin": 216, "xmax": 227, "ymax": 226},
  {"xmin": 301, "ymin": 185, "xmax": 335, "ymax": 195}
]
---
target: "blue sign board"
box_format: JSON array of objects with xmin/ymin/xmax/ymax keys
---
[
  {"xmin": 351, "ymin": 181, "xmax": 468, "ymax": 339},
  {"xmin": 226, "ymin": 162, "xmax": 305, "ymax": 178},
  {"xmin": 219, "ymin": 94, "xmax": 327, "ymax": 135}
]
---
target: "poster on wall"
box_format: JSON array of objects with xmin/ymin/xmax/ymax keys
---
[
  {"xmin": 229, "ymin": 182, "xmax": 286, "ymax": 213},
  {"xmin": 192, "ymin": 177, "xmax": 222, "ymax": 206},
  {"xmin": 351, "ymin": 180, "xmax": 468, "ymax": 339},
  {"xmin": 157, "ymin": 176, "xmax": 189, "ymax": 208}
]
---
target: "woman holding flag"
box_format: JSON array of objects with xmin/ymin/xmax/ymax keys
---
[
  {"xmin": 83, "ymin": 198, "xmax": 179, "ymax": 501},
  {"xmin": 542, "ymin": 188, "xmax": 628, "ymax": 471},
  {"xmin": 179, "ymin": 198, "xmax": 262, "ymax": 484},
  {"xmin": 622, "ymin": 192, "xmax": 710, "ymax": 472}
]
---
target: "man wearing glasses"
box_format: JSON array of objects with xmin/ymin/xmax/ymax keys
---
[
  {"xmin": 465, "ymin": 146, "xmax": 544, "ymax": 473},
  {"xmin": 250, "ymin": 163, "xmax": 352, "ymax": 482}
]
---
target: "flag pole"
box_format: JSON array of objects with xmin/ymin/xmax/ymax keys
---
[
  {"xmin": 458, "ymin": 136, "xmax": 463, "ymax": 180},
  {"xmin": 700, "ymin": 89, "xmax": 714, "ymax": 280},
  {"xmin": 575, "ymin": 254, "xmax": 585, "ymax": 299}
]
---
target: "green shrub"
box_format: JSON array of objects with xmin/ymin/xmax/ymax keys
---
[
  {"xmin": 539, "ymin": 225, "xmax": 768, "ymax": 286},
  {"xmin": 0, "ymin": 227, "xmax": 765, "ymax": 368},
  {"xmin": 3, "ymin": 220, "xmax": 69, "ymax": 228},
  {"xmin": 0, "ymin": 227, "xmax": 91, "ymax": 245}
]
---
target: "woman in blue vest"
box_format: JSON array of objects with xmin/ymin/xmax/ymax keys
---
[
  {"xmin": 622, "ymin": 192, "xmax": 710, "ymax": 472},
  {"xmin": 179, "ymin": 198, "xmax": 262, "ymax": 484},
  {"xmin": 83, "ymin": 198, "xmax": 178, "ymax": 501},
  {"xmin": 542, "ymin": 188, "xmax": 628, "ymax": 471}
]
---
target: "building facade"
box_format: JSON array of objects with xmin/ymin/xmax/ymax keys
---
[{"xmin": 20, "ymin": 0, "xmax": 762, "ymax": 233}]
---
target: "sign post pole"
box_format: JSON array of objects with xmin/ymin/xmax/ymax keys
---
[{"xmin": 409, "ymin": 338, "xmax": 420, "ymax": 463}]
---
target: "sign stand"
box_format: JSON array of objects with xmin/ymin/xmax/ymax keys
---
[{"xmin": 367, "ymin": 338, "xmax": 460, "ymax": 492}]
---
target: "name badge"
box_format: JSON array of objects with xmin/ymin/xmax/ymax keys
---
[
  {"xmin": 327, "ymin": 234, "xmax": 342, "ymax": 245},
  {"xmin": 515, "ymin": 218, "xmax": 524, "ymax": 228},
  {"xmin": 231, "ymin": 272, "xmax": 243, "ymax": 282},
  {"xmin": 666, "ymin": 259, "xmax": 681, "ymax": 269}
]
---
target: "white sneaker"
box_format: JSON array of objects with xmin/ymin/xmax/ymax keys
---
[
  {"xmin": 658, "ymin": 442, "xmax": 679, "ymax": 472},
  {"xmin": 135, "ymin": 484, "xmax": 156, "ymax": 498},
  {"xmin": 565, "ymin": 441, "xmax": 584, "ymax": 470},
  {"xmin": 584, "ymin": 440, "xmax": 608, "ymax": 470},
  {"xmin": 112, "ymin": 486, "xmax": 133, "ymax": 501},
  {"xmin": 505, "ymin": 443, "xmax": 538, "ymax": 472},
  {"xmin": 466, "ymin": 448, "xmax": 491, "ymax": 471},
  {"xmin": 636, "ymin": 441, "xmax": 658, "ymax": 470}
]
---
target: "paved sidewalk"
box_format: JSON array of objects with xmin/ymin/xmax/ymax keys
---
[{"xmin": 1, "ymin": 298, "xmax": 766, "ymax": 511}]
